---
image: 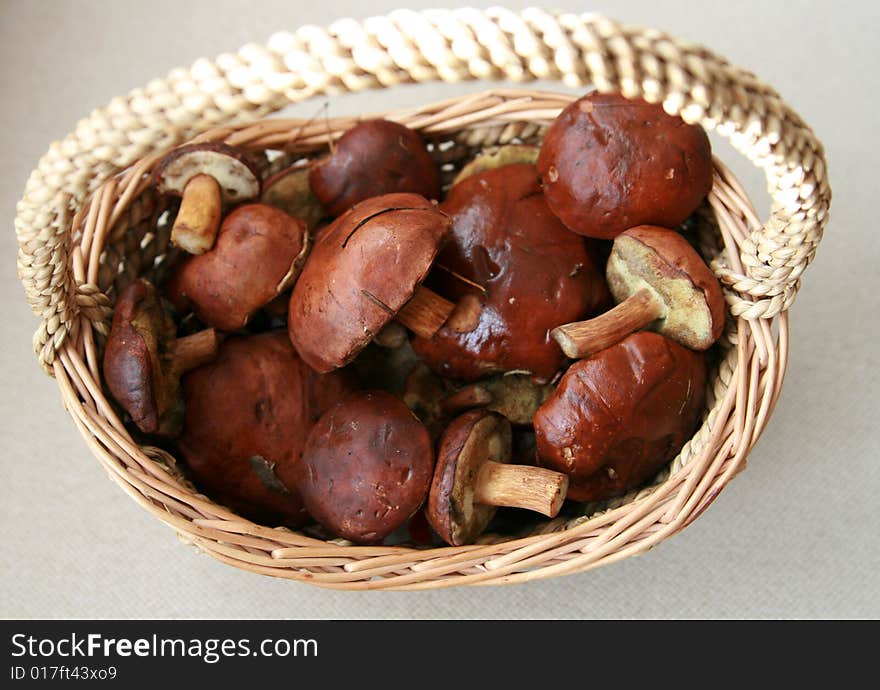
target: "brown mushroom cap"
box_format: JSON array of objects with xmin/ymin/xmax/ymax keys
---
[
  {"xmin": 537, "ymin": 92, "xmax": 713, "ymax": 239},
  {"xmin": 103, "ymin": 278, "xmax": 217, "ymax": 437},
  {"xmin": 411, "ymin": 163, "xmax": 610, "ymax": 382},
  {"xmin": 287, "ymin": 193, "xmax": 451, "ymax": 373},
  {"xmin": 534, "ymin": 331, "xmax": 707, "ymax": 502},
  {"xmin": 606, "ymin": 225, "xmax": 725, "ymax": 349},
  {"xmin": 103, "ymin": 279, "xmax": 179, "ymax": 436},
  {"xmin": 261, "ymin": 164, "xmax": 326, "ymax": 231},
  {"xmin": 177, "ymin": 331, "xmax": 357, "ymax": 527},
  {"xmin": 166, "ymin": 203, "xmax": 309, "ymax": 331},
  {"xmin": 309, "ymin": 119, "xmax": 441, "ymax": 217},
  {"xmin": 154, "ymin": 142, "xmax": 261, "ymax": 204},
  {"xmin": 299, "ymin": 390, "xmax": 434, "ymax": 544}
]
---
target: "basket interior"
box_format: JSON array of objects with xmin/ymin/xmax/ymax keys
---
[{"xmin": 59, "ymin": 90, "xmax": 777, "ymax": 586}]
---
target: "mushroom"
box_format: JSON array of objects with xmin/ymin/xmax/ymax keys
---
[
  {"xmin": 451, "ymin": 144, "xmax": 539, "ymax": 186},
  {"xmin": 552, "ymin": 225, "xmax": 725, "ymax": 359},
  {"xmin": 287, "ymin": 193, "xmax": 455, "ymax": 373},
  {"xmin": 298, "ymin": 390, "xmax": 435, "ymax": 544},
  {"xmin": 103, "ymin": 278, "xmax": 218, "ymax": 437},
  {"xmin": 537, "ymin": 91, "xmax": 713, "ymax": 239},
  {"xmin": 411, "ymin": 163, "xmax": 610, "ymax": 383},
  {"xmin": 153, "ymin": 142, "xmax": 261, "ymax": 254},
  {"xmin": 261, "ymin": 163, "xmax": 326, "ymax": 231},
  {"xmin": 177, "ymin": 331, "xmax": 357, "ymax": 527},
  {"xmin": 427, "ymin": 409, "xmax": 569, "ymax": 546},
  {"xmin": 165, "ymin": 203, "xmax": 309, "ymax": 332},
  {"xmin": 441, "ymin": 373, "xmax": 555, "ymax": 426},
  {"xmin": 309, "ymin": 119, "xmax": 441, "ymax": 218},
  {"xmin": 534, "ymin": 331, "xmax": 707, "ymax": 502}
]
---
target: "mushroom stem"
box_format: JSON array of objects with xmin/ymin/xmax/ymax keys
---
[
  {"xmin": 396, "ymin": 285, "xmax": 455, "ymax": 339},
  {"xmin": 442, "ymin": 385, "xmax": 493, "ymax": 415},
  {"xmin": 474, "ymin": 461, "xmax": 569, "ymax": 517},
  {"xmin": 170, "ymin": 328, "xmax": 219, "ymax": 373},
  {"xmin": 551, "ymin": 288, "xmax": 663, "ymax": 359},
  {"xmin": 171, "ymin": 174, "xmax": 222, "ymax": 255}
]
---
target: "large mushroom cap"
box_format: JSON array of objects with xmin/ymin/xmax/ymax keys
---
[
  {"xmin": 167, "ymin": 203, "xmax": 309, "ymax": 331},
  {"xmin": 288, "ymin": 193, "xmax": 451, "ymax": 373},
  {"xmin": 153, "ymin": 142, "xmax": 261, "ymax": 204},
  {"xmin": 534, "ymin": 331, "xmax": 707, "ymax": 502},
  {"xmin": 607, "ymin": 225, "xmax": 725, "ymax": 350},
  {"xmin": 309, "ymin": 119, "xmax": 441, "ymax": 217},
  {"xmin": 299, "ymin": 390, "xmax": 434, "ymax": 544},
  {"xmin": 103, "ymin": 278, "xmax": 181, "ymax": 436},
  {"xmin": 537, "ymin": 92, "xmax": 713, "ymax": 239},
  {"xmin": 411, "ymin": 163, "xmax": 609, "ymax": 382},
  {"xmin": 177, "ymin": 331, "xmax": 357, "ymax": 527},
  {"xmin": 427, "ymin": 409, "xmax": 513, "ymax": 546}
]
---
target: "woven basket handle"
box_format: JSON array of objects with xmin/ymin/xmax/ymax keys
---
[{"xmin": 16, "ymin": 8, "xmax": 830, "ymax": 371}]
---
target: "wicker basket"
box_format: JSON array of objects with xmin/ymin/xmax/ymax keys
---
[{"xmin": 15, "ymin": 9, "xmax": 830, "ymax": 590}]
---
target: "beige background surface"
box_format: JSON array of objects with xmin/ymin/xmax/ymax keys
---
[{"xmin": 2, "ymin": 0, "xmax": 877, "ymax": 619}]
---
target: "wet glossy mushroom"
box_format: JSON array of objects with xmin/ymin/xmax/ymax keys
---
[
  {"xmin": 534, "ymin": 331, "xmax": 707, "ymax": 502},
  {"xmin": 287, "ymin": 193, "xmax": 454, "ymax": 373},
  {"xmin": 177, "ymin": 331, "xmax": 357, "ymax": 527},
  {"xmin": 552, "ymin": 225, "xmax": 725, "ymax": 358},
  {"xmin": 298, "ymin": 390, "xmax": 435, "ymax": 544},
  {"xmin": 166, "ymin": 203, "xmax": 309, "ymax": 332},
  {"xmin": 103, "ymin": 278, "xmax": 218, "ymax": 437},
  {"xmin": 537, "ymin": 91, "xmax": 713, "ymax": 239},
  {"xmin": 411, "ymin": 163, "xmax": 610, "ymax": 383},
  {"xmin": 153, "ymin": 142, "xmax": 261, "ymax": 254},
  {"xmin": 309, "ymin": 119, "xmax": 441, "ymax": 217},
  {"xmin": 427, "ymin": 409, "xmax": 569, "ymax": 546}
]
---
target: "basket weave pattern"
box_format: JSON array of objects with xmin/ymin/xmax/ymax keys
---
[{"xmin": 16, "ymin": 9, "xmax": 830, "ymax": 589}]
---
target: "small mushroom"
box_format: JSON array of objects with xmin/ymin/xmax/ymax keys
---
[
  {"xmin": 103, "ymin": 278, "xmax": 218, "ymax": 437},
  {"xmin": 287, "ymin": 193, "xmax": 455, "ymax": 373},
  {"xmin": 537, "ymin": 91, "xmax": 713, "ymax": 239},
  {"xmin": 427, "ymin": 410, "xmax": 569, "ymax": 546},
  {"xmin": 166, "ymin": 203, "xmax": 309, "ymax": 332},
  {"xmin": 534, "ymin": 331, "xmax": 707, "ymax": 502},
  {"xmin": 298, "ymin": 390, "xmax": 435, "ymax": 544},
  {"xmin": 451, "ymin": 144, "xmax": 539, "ymax": 186},
  {"xmin": 153, "ymin": 142, "xmax": 261, "ymax": 254},
  {"xmin": 441, "ymin": 373, "xmax": 555, "ymax": 426},
  {"xmin": 552, "ymin": 225, "xmax": 725, "ymax": 359},
  {"xmin": 177, "ymin": 331, "xmax": 357, "ymax": 527},
  {"xmin": 309, "ymin": 119, "xmax": 441, "ymax": 218},
  {"xmin": 411, "ymin": 163, "xmax": 610, "ymax": 382},
  {"xmin": 261, "ymin": 163, "xmax": 326, "ymax": 231}
]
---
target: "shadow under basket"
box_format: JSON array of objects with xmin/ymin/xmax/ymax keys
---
[{"xmin": 15, "ymin": 9, "xmax": 830, "ymax": 590}]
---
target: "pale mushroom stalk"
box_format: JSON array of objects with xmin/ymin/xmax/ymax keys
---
[
  {"xmin": 395, "ymin": 285, "xmax": 455, "ymax": 339},
  {"xmin": 169, "ymin": 328, "xmax": 219, "ymax": 374},
  {"xmin": 171, "ymin": 174, "xmax": 222, "ymax": 255},
  {"xmin": 474, "ymin": 461, "xmax": 568, "ymax": 517},
  {"xmin": 552, "ymin": 288, "xmax": 661, "ymax": 359}
]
